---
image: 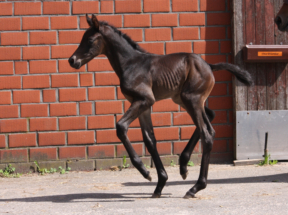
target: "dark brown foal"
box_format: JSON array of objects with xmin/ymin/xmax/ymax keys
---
[
  {"xmin": 69, "ymin": 15, "xmax": 253, "ymax": 198},
  {"xmin": 275, "ymin": 0, "xmax": 288, "ymax": 31}
]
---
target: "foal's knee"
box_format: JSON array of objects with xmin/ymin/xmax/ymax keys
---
[{"xmin": 116, "ymin": 122, "xmax": 127, "ymax": 140}]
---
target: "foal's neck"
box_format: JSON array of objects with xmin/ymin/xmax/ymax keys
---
[{"xmin": 103, "ymin": 32, "xmax": 141, "ymax": 78}]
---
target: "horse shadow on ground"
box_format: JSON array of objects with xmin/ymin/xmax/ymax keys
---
[{"xmin": 0, "ymin": 173, "xmax": 287, "ymax": 203}]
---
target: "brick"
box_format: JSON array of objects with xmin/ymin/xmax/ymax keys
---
[
  {"xmin": 96, "ymin": 129, "xmax": 119, "ymax": 143},
  {"xmin": 139, "ymin": 43, "xmax": 164, "ymax": 55},
  {"xmin": 200, "ymin": 0, "xmax": 226, "ymax": 11},
  {"xmin": 117, "ymin": 87, "xmax": 125, "ymax": 99},
  {"xmin": 59, "ymin": 117, "xmax": 86, "ymax": 130},
  {"xmin": 80, "ymin": 15, "xmax": 123, "ymax": 29},
  {"xmin": 23, "ymin": 46, "xmax": 50, "ymax": 60},
  {"xmin": 173, "ymin": 28, "xmax": 199, "ymax": 40},
  {"xmin": 59, "ymin": 31, "xmax": 85, "ymax": 44},
  {"xmin": 153, "ymin": 99, "xmax": 178, "ymax": 112},
  {"xmin": 214, "ymin": 124, "xmax": 233, "ymax": 138},
  {"xmin": 23, "ymin": 75, "xmax": 50, "ymax": 89},
  {"xmin": 0, "ymin": 62, "xmax": 13, "ymax": 75},
  {"xmin": 21, "ymin": 104, "xmax": 48, "ymax": 117},
  {"xmin": 51, "ymin": 74, "xmax": 78, "ymax": 88},
  {"xmin": 121, "ymin": 29, "xmax": 143, "ymax": 42},
  {"xmin": 43, "ymin": 90, "xmax": 56, "ymax": 103},
  {"xmin": 146, "ymin": 142, "xmax": 171, "ymax": 155},
  {"xmin": 88, "ymin": 115, "xmax": 115, "ymax": 129},
  {"xmin": 79, "ymin": 102, "xmax": 92, "ymax": 115},
  {"xmin": 201, "ymin": 55, "xmax": 226, "ymax": 64},
  {"xmin": 43, "ymin": 1, "xmax": 70, "ymax": 15},
  {"xmin": 207, "ymin": 13, "xmax": 231, "ymax": 25},
  {"xmin": 59, "ymin": 146, "xmax": 86, "ymax": 159},
  {"xmin": 95, "ymin": 101, "xmax": 122, "ymax": 114},
  {"xmin": 0, "ymin": 119, "xmax": 27, "ymax": 133},
  {"xmin": 0, "ymin": 18, "xmax": 20, "ymax": 31},
  {"xmin": 127, "ymin": 128, "xmax": 142, "ymax": 142},
  {"xmin": 0, "ymin": 91, "xmax": 11, "ymax": 105},
  {"xmin": 9, "ymin": 133, "xmax": 36, "ymax": 148},
  {"xmin": 212, "ymin": 139, "xmax": 227, "ymax": 153},
  {"xmin": 172, "ymin": 0, "xmax": 198, "ymax": 12},
  {"xmin": 181, "ymin": 126, "xmax": 197, "ymax": 139},
  {"xmin": 87, "ymin": 59, "xmax": 113, "ymax": 72},
  {"xmin": 200, "ymin": 27, "xmax": 226, "ymax": 40},
  {"xmin": 30, "ymin": 31, "xmax": 56, "ymax": 45},
  {"xmin": 58, "ymin": 59, "xmax": 86, "ymax": 73},
  {"xmin": 67, "ymin": 160, "xmax": 95, "ymax": 171},
  {"xmin": 124, "ymin": 14, "xmax": 150, "ymax": 27},
  {"xmin": 144, "ymin": 0, "xmax": 170, "ymax": 12},
  {"xmin": 68, "ymin": 131, "xmax": 95, "ymax": 145},
  {"xmin": 50, "ymin": 103, "xmax": 77, "ymax": 116},
  {"xmin": 210, "ymin": 83, "xmax": 227, "ymax": 96},
  {"xmin": 72, "ymin": 1, "xmax": 99, "ymax": 14},
  {"xmin": 88, "ymin": 87, "xmax": 115, "ymax": 100},
  {"xmin": 101, "ymin": 1, "xmax": 113, "ymax": 13},
  {"xmin": 0, "ymin": 3, "xmax": 12, "ymax": 16},
  {"xmin": 145, "ymin": 28, "xmax": 171, "ymax": 41},
  {"xmin": 117, "ymin": 143, "xmax": 142, "ymax": 157},
  {"xmin": 95, "ymin": 158, "xmax": 122, "ymax": 169},
  {"xmin": 154, "ymin": 127, "xmax": 179, "ymax": 141},
  {"xmin": 173, "ymin": 141, "xmax": 200, "ymax": 154},
  {"xmin": 29, "ymin": 60, "xmax": 56, "ymax": 74},
  {"xmin": 95, "ymin": 72, "xmax": 120, "ymax": 86},
  {"xmin": 51, "ymin": 16, "xmax": 78, "ymax": 30},
  {"xmin": 88, "ymin": 145, "xmax": 114, "ymax": 158},
  {"xmin": 13, "ymin": 90, "xmax": 40, "ymax": 104},
  {"xmin": 0, "ymin": 76, "xmax": 21, "ymax": 90},
  {"xmin": 166, "ymin": 42, "xmax": 192, "ymax": 54},
  {"xmin": 0, "ymin": 105, "xmax": 18, "ymax": 118},
  {"xmin": 22, "ymin": 17, "xmax": 49, "ymax": 30},
  {"xmin": 151, "ymin": 113, "xmax": 171, "ymax": 126},
  {"xmin": 15, "ymin": 62, "xmax": 28, "ymax": 75},
  {"xmin": 179, "ymin": 13, "xmax": 205, "ymax": 26},
  {"xmin": 115, "ymin": 0, "xmax": 141, "ymax": 13},
  {"xmin": 1, "ymin": 32, "xmax": 28, "ymax": 45},
  {"xmin": 194, "ymin": 41, "xmax": 219, "ymax": 54},
  {"xmin": 59, "ymin": 88, "xmax": 86, "ymax": 102},
  {"xmin": 51, "ymin": 45, "xmax": 78, "ymax": 59},
  {"xmin": 0, "ymin": 135, "xmax": 5, "ymax": 148},
  {"xmin": 30, "ymin": 148, "xmax": 57, "ymax": 161},
  {"xmin": 0, "ymin": 47, "xmax": 21, "ymax": 60},
  {"xmin": 38, "ymin": 132, "xmax": 66, "ymax": 146},
  {"xmin": 14, "ymin": 2, "xmax": 41, "ymax": 15},
  {"xmin": 173, "ymin": 112, "xmax": 193, "ymax": 125},
  {"xmin": 152, "ymin": 14, "xmax": 178, "ymax": 27},
  {"xmin": 212, "ymin": 111, "xmax": 227, "ymax": 124},
  {"xmin": 30, "ymin": 118, "xmax": 57, "ymax": 132},
  {"xmin": 80, "ymin": 73, "xmax": 93, "ymax": 87},
  {"xmin": 0, "ymin": 149, "xmax": 28, "ymax": 163},
  {"xmin": 221, "ymin": 41, "xmax": 232, "ymax": 53}
]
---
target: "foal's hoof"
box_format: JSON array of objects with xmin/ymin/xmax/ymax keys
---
[
  {"xmin": 183, "ymin": 191, "xmax": 195, "ymax": 199},
  {"xmin": 181, "ymin": 171, "xmax": 188, "ymax": 180},
  {"xmin": 151, "ymin": 193, "xmax": 161, "ymax": 198},
  {"xmin": 146, "ymin": 174, "xmax": 152, "ymax": 182}
]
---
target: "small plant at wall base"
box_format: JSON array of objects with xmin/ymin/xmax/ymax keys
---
[
  {"xmin": 0, "ymin": 164, "xmax": 21, "ymax": 178},
  {"xmin": 187, "ymin": 161, "xmax": 194, "ymax": 167},
  {"xmin": 122, "ymin": 155, "xmax": 130, "ymax": 169},
  {"xmin": 258, "ymin": 154, "xmax": 278, "ymax": 166},
  {"xmin": 34, "ymin": 161, "xmax": 71, "ymax": 175}
]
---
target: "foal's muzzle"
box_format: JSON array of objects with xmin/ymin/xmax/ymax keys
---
[{"xmin": 68, "ymin": 56, "xmax": 81, "ymax": 69}]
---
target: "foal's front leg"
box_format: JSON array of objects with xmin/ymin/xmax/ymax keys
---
[{"xmin": 116, "ymin": 98, "xmax": 154, "ymax": 181}]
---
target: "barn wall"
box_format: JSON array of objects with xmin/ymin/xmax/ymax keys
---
[{"xmin": 0, "ymin": 0, "xmax": 233, "ymax": 171}]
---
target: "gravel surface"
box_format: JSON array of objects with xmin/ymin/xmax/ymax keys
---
[{"xmin": 0, "ymin": 163, "xmax": 288, "ymax": 215}]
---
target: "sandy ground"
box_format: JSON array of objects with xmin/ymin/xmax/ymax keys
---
[{"xmin": 0, "ymin": 163, "xmax": 288, "ymax": 215}]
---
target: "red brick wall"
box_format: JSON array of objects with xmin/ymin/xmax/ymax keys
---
[{"xmin": 0, "ymin": 0, "xmax": 233, "ymax": 165}]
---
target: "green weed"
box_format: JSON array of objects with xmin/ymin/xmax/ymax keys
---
[
  {"xmin": 170, "ymin": 160, "xmax": 176, "ymax": 167},
  {"xmin": 0, "ymin": 164, "xmax": 21, "ymax": 178},
  {"xmin": 122, "ymin": 155, "xmax": 130, "ymax": 169},
  {"xmin": 259, "ymin": 154, "xmax": 278, "ymax": 166},
  {"xmin": 187, "ymin": 161, "xmax": 194, "ymax": 167}
]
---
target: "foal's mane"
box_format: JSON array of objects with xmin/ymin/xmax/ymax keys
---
[{"xmin": 99, "ymin": 21, "xmax": 146, "ymax": 53}]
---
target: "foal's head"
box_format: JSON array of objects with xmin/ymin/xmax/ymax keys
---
[
  {"xmin": 275, "ymin": 1, "xmax": 288, "ymax": 32},
  {"xmin": 69, "ymin": 15, "xmax": 105, "ymax": 69}
]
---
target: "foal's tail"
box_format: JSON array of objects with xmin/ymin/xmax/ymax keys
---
[{"xmin": 209, "ymin": 63, "xmax": 253, "ymax": 86}]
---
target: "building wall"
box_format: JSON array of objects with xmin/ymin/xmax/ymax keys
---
[{"xmin": 0, "ymin": 0, "xmax": 233, "ymax": 171}]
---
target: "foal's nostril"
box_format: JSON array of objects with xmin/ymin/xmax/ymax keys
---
[
  {"xmin": 68, "ymin": 57, "xmax": 74, "ymax": 66},
  {"xmin": 275, "ymin": 16, "xmax": 282, "ymax": 27}
]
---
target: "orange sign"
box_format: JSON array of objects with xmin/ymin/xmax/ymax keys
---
[{"xmin": 258, "ymin": 52, "xmax": 283, "ymax": 57}]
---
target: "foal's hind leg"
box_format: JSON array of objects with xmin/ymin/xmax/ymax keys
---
[
  {"xmin": 179, "ymin": 107, "xmax": 215, "ymax": 179},
  {"xmin": 139, "ymin": 109, "xmax": 168, "ymax": 198},
  {"xmin": 181, "ymin": 95, "xmax": 215, "ymax": 198}
]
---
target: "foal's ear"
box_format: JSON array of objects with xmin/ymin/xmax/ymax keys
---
[
  {"xmin": 86, "ymin": 14, "xmax": 93, "ymax": 27},
  {"xmin": 91, "ymin": 14, "xmax": 99, "ymax": 30}
]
